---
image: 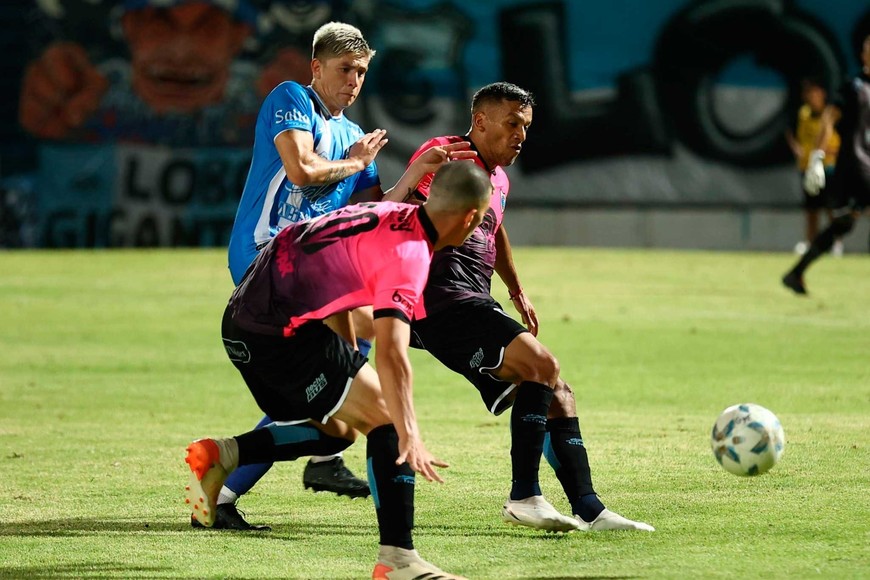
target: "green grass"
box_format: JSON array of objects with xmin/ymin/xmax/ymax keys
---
[{"xmin": 1, "ymin": 248, "xmax": 868, "ymax": 579}]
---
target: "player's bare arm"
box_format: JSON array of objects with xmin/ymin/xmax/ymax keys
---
[
  {"xmin": 373, "ymin": 316, "xmax": 448, "ymax": 483},
  {"xmin": 348, "ymin": 185, "xmax": 385, "ymax": 204},
  {"xmin": 494, "ymin": 225, "xmax": 539, "ymax": 336},
  {"xmin": 348, "ymin": 141, "xmax": 477, "ymax": 204},
  {"xmin": 382, "ymin": 142, "xmax": 478, "ymax": 203},
  {"xmin": 275, "ymin": 128, "xmax": 387, "ymax": 186}
]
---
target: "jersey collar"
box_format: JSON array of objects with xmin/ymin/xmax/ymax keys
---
[
  {"xmin": 463, "ymin": 134, "xmax": 496, "ymax": 175},
  {"xmin": 306, "ymin": 85, "xmax": 343, "ymax": 119},
  {"xmin": 417, "ymin": 206, "xmax": 439, "ymax": 245}
]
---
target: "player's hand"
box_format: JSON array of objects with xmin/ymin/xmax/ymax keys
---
[
  {"xmin": 510, "ymin": 290, "xmax": 539, "ymax": 336},
  {"xmin": 410, "ymin": 141, "xmax": 478, "ymax": 175},
  {"xmin": 349, "ymin": 129, "xmax": 389, "ymax": 167},
  {"xmin": 803, "ymin": 149, "xmax": 826, "ymax": 196},
  {"xmin": 396, "ymin": 434, "xmax": 449, "ymax": 483},
  {"xmin": 19, "ymin": 42, "xmax": 108, "ymax": 140}
]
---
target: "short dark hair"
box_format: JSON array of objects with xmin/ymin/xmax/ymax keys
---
[
  {"xmin": 471, "ymin": 82, "xmax": 535, "ymax": 114},
  {"xmin": 427, "ymin": 162, "xmax": 492, "ymax": 213}
]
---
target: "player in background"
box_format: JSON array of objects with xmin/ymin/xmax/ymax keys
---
[
  {"xmin": 386, "ymin": 82, "xmax": 654, "ymax": 532},
  {"xmin": 214, "ymin": 21, "xmax": 476, "ymax": 530},
  {"xmin": 785, "ymin": 78, "xmax": 842, "ymax": 256},
  {"xmin": 186, "ymin": 162, "xmax": 492, "ymax": 579},
  {"xmin": 782, "ymin": 31, "xmax": 870, "ymax": 295}
]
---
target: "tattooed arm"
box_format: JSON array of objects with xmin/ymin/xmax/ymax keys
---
[{"xmin": 275, "ymin": 128, "xmax": 388, "ymax": 186}]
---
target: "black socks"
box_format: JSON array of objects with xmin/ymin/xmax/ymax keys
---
[
  {"xmin": 367, "ymin": 424, "xmax": 415, "ymax": 550},
  {"xmin": 233, "ymin": 423, "xmax": 351, "ymax": 465},
  {"xmin": 509, "ymin": 381, "xmax": 554, "ymax": 500},
  {"xmin": 545, "ymin": 417, "xmax": 603, "ymax": 521}
]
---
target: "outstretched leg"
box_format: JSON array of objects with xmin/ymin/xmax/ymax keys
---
[
  {"xmin": 783, "ymin": 211, "xmax": 855, "ymax": 294},
  {"xmin": 543, "ymin": 378, "xmax": 654, "ymax": 531}
]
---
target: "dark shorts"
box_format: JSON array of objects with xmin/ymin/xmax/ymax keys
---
[
  {"xmin": 801, "ymin": 168, "xmax": 834, "ymax": 210},
  {"xmin": 221, "ymin": 306, "xmax": 367, "ymax": 424},
  {"xmin": 826, "ymin": 163, "xmax": 870, "ymax": 211},
  {"xmin": 411, "ymin": 299, "xmax": 527, "ymax": 415}
]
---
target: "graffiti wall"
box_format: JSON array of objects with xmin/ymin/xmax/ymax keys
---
[{"xmin": 1, "ymin": 0, "xmax": 868, "ymax": 247}]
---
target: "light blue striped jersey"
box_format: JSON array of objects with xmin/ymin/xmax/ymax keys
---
[{"xmin": 227, "ymin": 81, "xmax": 380, "ymax": 284}]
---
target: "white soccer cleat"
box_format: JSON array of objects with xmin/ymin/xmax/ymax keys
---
[
  {"xmin": 501, "ymin": 495, "xmax": 580, "ymax": 533},
  {"xmin": 372, "ymin": 546, "xmax": 466, "ymax": 580},
  {"xmin": 575, "ymin": 508, "xmax": 655, "ymax": 532}
]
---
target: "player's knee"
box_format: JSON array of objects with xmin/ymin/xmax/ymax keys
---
[
  {"xmin": 830, "ymin": 213, "xmax": 855, "ymax": 236},
  {"xmin": 351, "ymin": 398, "xmax": 392, "ymax": 436},
  {"xmin": 526, "ymin": 351, "xmax": 559, "ymax": 387},
  {"xmin": 549, "ymin": 381, "xmax": 576, "ymax": 418}
]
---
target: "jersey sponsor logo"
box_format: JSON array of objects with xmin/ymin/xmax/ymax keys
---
[
  {"xmin": 274, "ymin": 108, "xmax": 311, "ymax": 125},
  {"xmin": 497, "ymin": 187, "xmax": 506, "ymax": 211},
  {"xmin": 223, "ymin": 339, "xmax": 251, "ymax": 363},
  {"xmin": 469, "ymin": 347, "xmax": 484, "ymax": 369},
  {"xmin": 277, "ymin": 187, "xmax": 337, "ymax": 224},
  {"xmin": 306, "ymin": 373, "xmax": 328, "ymax": 402},
  {"xmin": 391, "ymin": 290, "xmax": 413, "ymax": 312},
  {"xmin": 277, "ymin": 197, "xmax": 307, "ymax": 223}
]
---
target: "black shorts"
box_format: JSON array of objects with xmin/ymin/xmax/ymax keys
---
[
  {"xmin": 801, "ymin": 169, "xmax": 834, "ymax": 210},
  {"xmin": 826, "ymin": 163, "xmax": 870, "ymax": 211},
  {"xmin": 221, "ymin": 306, "xmax": 367, "ymax": 424},
  {"xmin": 411, "ymin": 299, "xmax": 527, "ymax": 415}
]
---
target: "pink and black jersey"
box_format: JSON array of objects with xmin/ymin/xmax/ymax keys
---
[
  {"xmin": 409, "ymin": 136, "xmax": 511, "ymax": 318},
  {"xmin": 228, "ymin": 202, "xmax": 438, "ymax": 337}
]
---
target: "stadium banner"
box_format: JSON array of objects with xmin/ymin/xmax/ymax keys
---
[
  {"xmin": 3, "ymin": 0, "xmax": 869, "ymax": 247},
  {"xmin": 37, "ymin": 144, "xmax": 249, "ymax": 248}
]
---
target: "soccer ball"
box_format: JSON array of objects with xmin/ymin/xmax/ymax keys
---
[{"xmin": 710, "ymin": 403, "xmax": 785, "ymax": 476}]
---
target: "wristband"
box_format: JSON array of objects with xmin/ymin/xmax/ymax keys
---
[{"xmin": 509, "ymin": 287, "xmax": 523, "ymax": 300}]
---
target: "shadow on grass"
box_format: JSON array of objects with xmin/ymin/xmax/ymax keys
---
[
  {"xmin": 0, "ymin": 517, "xmax": 578, "ymax": 542},
  {"xmin": 0, "ymin": 562, "xmax": 173, "ymax": 579}
]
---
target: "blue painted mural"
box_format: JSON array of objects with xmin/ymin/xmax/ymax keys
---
[{"xmin": 1, "ymin": 0, "xmax": 868, "ymax": 247}]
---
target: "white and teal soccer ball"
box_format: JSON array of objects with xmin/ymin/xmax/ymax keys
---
[{"xmin": 711, "ymin": 403, "xmax": 785, "ymax": 476}]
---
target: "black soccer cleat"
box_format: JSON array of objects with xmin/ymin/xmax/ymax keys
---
[
  {"xmin": 190, "ymin": 503, "xmax": 271, "ymax": 531},
  {"xmin": 303, "ymin": 457, "xmax": 370, "ymax": 498},
  {"xmin": 782, "ymin": 271, "xmax": 808, "ymax": 295}
]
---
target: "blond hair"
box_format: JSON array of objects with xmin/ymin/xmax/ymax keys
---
[{"xmin": 312, "ymin": 22, "xmax": 375, "ymax": 61}]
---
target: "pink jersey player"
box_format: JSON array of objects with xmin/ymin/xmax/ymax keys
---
[
  {"xmin": 228, "ymin": 201, "xmax": 438, "ymax": 337},
  {"xmin": 408, "ymin": 136, "xmax": 511, "ymax": 318}
]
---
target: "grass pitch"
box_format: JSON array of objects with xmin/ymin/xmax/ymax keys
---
[{"xmin": 1, "ymin": 248, "xmax": 868, "ymax": 579}]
